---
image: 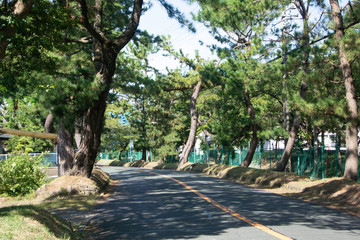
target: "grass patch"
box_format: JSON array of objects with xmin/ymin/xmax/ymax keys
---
[
  {"xmin": 39, "ymin": 195, "xmax": 97, "ymax": 212},
  {"xmin": 0, "ymin": 205, "xmax": 80, "ymax": 240},
  {"xmin": 0, "ymin": 168, "xmax": 113, "ymax": 239}
]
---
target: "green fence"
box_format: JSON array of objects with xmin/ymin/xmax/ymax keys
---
[
  {"xmin": 187, "ymin": 148, "xmax": 262, "ymax": 166},
  {"xmin": 258, "ymin": 147, "xmax": 360, "ymax": 181},
  {"xmin": 119, "ymin": 151, "xmax": 143, "ymax": 162},
  {"xmin": 0, "ymin": 153, "xmax": 57, "ymax": 166},
  {"xmin": 98, "ymin": 146, "xmax": 360, "ymax": 181}
]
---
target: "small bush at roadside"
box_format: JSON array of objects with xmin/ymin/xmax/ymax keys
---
[
  {"xmin": 153, "ymin": 163, "xmax": 178, "ymax": 170},
  {"xmin": 109, "ymin": 160, "xmax": 126, "ymax": 166},
  {"xmin": 0, "ymin": 154, "xmax": 47, "ymax": 196}
]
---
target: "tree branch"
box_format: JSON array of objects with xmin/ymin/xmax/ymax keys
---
[
  {"xmin": 14, "ymin": 0, "xmax": 34, "ymax": 19},
  {"xmin": 310, "ymin": 11, "xmax": 325, "ymax": 33},
  {"xmin": 114, "ymin": 0, "xmax": 143, "ymax": 52},
  {"xmin": 203, "ymin": 129, "xmax": 215, "ymax": 137},
  {"xmin": 65, "ymin": 36, "xmax": 92, "ymax": 44},
  {"xmin": 162, "ymin": 85, "xmax": 195, "ymax": 92},
  {"xmin": 77, "ymin": 0, "xmax": 109, "ymax": 45}
]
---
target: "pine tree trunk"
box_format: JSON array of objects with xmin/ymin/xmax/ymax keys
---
[
  {"xmin": 72, "ymin": 65, "xmax": 115, "ymax": 177},
  {"xmin": 277, "ymin": 2, "xmax": 310, "ymax": 171},
  {"xmin": 277, "ymin": 113, "xmax": 300, "ymax": 171},
  {"xmin": 69, "ymin": 0, "xmax": 143, "ymax": 177},
  {"xmin": 71, "ymin": 39, "xmax": 117, "ymax": 177},
  {"xmin": 178, "ymin": 80, "xmax": 202, "ymax": 166},
  {"xmin": 330, "ymin": 0, "xmax": 358, "ymax": 181},
  {"xmin": 241, "ymin": 89, "xmax": 258, "ymax": 167},
  {"xmin": 57, "ymin": 121, "xmax": 75, "ymax": 176},
  {"xmin": 337, "ymin": 134, "xmax": 343, "ymax": 173},
  {"xmin": 216, "ymin": 150, "xmax": 223, "ymax": 164},
  {"xmin": 44, "ymin": 113, "xmax": 57, "ymax": 152},
  {"xmin": 141, "ymin": 147, "xmax": 147, "ymax": 161}
]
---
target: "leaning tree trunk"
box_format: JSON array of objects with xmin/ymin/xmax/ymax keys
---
[
  {"xmin": 44, "ymin": 112, "xmax": 57, "ymax": 152},
  {"xmin": 241, "ymin": 89, "xmax": 259, "ymax": 167},
  {"xmin": 71, "ymin": 59, "xmax": 116, "ymax": 177},
  {"xmin": 277, "ymin": 2, "xmax": 310, "ymax": 171},
  {"xmin": 330, "ymin": 0, "xmax": 358, "ymax": 181},
  {"xmin": 140, "ymin": 121, "xmax": 147, "ymax": 161},
  {"xmin": 68, "ymin": 0, "xmax": 143, "ymax": 177},
  {"xmin": 178, "ymin": 80, "xmax": 202, "ymax": 166}
]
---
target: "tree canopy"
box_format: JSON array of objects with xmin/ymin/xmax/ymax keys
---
[{"xmin": 1, "ymin": 0, "xmax": 359, "ymax": 180}]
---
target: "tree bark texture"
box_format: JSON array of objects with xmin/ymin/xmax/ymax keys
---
[
  {"xmin": 178, "ymin": 80, "xmax": 202, "ymax": 166},
  {"xmin": 330, "ymin": 0, "xmax": 358, "ymax": 181},
  {"xmin": 241, "ymin": 89, "xmax": 259, "ymax": 167},
  {"xmin": 141, "ymin": 147, "xmax": 147, "ymax": 161},
  {"xmin": 69, "ymin": 0, "xmax": 143, "ymax": 177},
  {"xmin": 71, "ymin": 52, "xmax": 117, "ymax": 177},
  {"xmin": 57, "ymin": 122, "xmax": 75, "ymax": 176},
  {"xmin": 277, "ymin": 1, "xmax": 310, "ymax": 171},
  {"xmin": 44, "ymin": 113, "xmax": 57, "ymax": 152}
]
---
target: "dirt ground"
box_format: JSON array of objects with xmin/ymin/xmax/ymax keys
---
[{"xmin": 280, "ymin": 178, "xmax": 360, "ymax": 217}]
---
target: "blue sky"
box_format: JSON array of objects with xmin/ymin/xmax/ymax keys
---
[
  {"xmin": 138, "ymin": 0, "xmax": 218, "ymax": 72},
  {"xmin": 137, "ymin": 0, "xmax": 349, "ymax": 72}
]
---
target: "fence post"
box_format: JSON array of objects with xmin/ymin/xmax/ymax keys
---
[
  {"xmin": 296, "ymin": 148, "xmax": 300, "ymax": 175},
  {"xmin": 335, "ymin": 139, "xmax": 339, "ymax": 177},
  {"xmin": 260, "ymin": 148, "xmax": 262, "ymax": 169},
  {"xmin": 239, "ymin": 146, "xmax": 242, "ymax": 165},
  {"xmin": 56, "ymin": 144, "xmax": 60, "ymax": 177},
  {"xmin": 321, "ymin": 143, "xmax": 325, "ymax": 179},
  {"xmin": 269, "ymin": 147, "xmax": 272, "ymax": 170},
  {"xmin": 207, "ymin": 144, "xmax": 209, "ymax": 166}
]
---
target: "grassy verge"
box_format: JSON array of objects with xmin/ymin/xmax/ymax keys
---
[
  {"xmin": 0, "ymin": 168, "xmax": 112, "ymax": 240},
  {"xmin": 0, "ymin": 205, "xmax": 79, "ymax": 240},
  {"xmin": 105, "ymin": 159, "xmax": 360, "ymax": 217}
]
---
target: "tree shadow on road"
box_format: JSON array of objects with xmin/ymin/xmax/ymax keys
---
[{"xmin": 87, "ymin": 168, "xmax": 360, "ymax": 240}]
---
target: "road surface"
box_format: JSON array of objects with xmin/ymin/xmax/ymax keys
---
[{"xmin": 88, "ymin": 166, "xmax": 360, "ymax": 239}]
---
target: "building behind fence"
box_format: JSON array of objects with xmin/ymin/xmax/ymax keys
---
[{"xmin": 99, "ymin": 146, "xmax": 360, "ymax": 182}]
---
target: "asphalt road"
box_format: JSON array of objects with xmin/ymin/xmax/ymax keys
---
[{"xmin": 88, "ymin": 166, "xmax": 360, "ymax": 240}]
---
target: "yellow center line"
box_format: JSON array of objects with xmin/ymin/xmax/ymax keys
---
[{"xmin": 148, "ymin": 171, "xmax": 293, "ymax": 240}]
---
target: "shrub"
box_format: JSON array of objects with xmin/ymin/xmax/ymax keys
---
[
  {"xmin": 109, "ymin": 160, "xmax": 126, "ymax": 166},
  {"xmin": 153, "ymin": 163, "xmax": 178, "ymax": 170},
  {"xmin": 0, "ymin": 154, "xmax": 47, "ymax": 196}
]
